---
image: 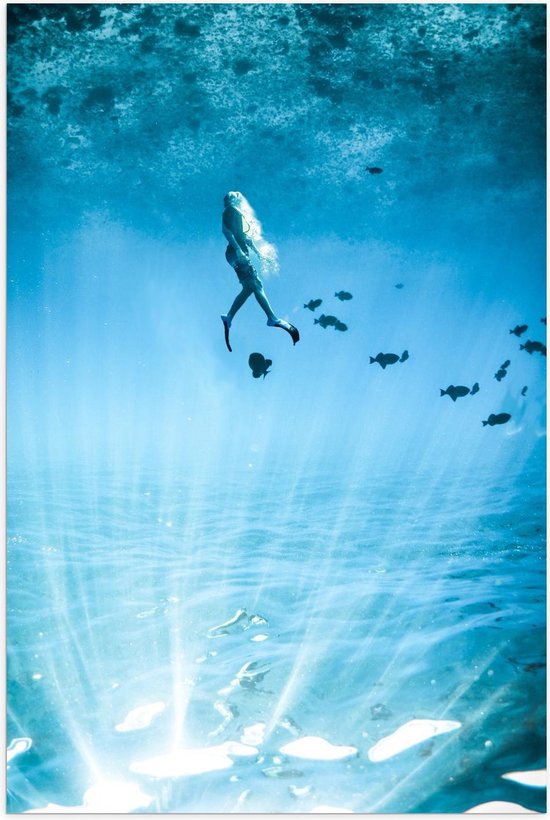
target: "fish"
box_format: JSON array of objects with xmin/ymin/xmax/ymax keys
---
[
  {"xmin": 500, "ymin": 360, "xmax": 511, "ymax": 369},
  {"xmin": 399, "ymin": 350, "xmax": 409, "ymax": 362},
  {"xmin": 510, "ymin": 324, "xmax": 528, "ymax": 337},
  {"xmin": 334, "ymin": 291, "xmax": 353, "ymax": 301},
  {"xmin": 440, "ymin": 385, "xmax": 470, "ymax": 402},
  {"xmin": 304, "ymin": 298, "xmax": 322, "ymax": 311},
  {"xmin": 541, "ymin": 317, "xmax": 547, "ymax": 325},
  {"xmin": 520, "ymin": 340, "xmax": 547, "ymax": 356},
  {"xmin": 366, "ymin": 166, "xmax": 383, "ymax": 174},
  {"xmin": 248, "ymin": 352, "xmax": 272, "ymax": 379},
  {"xmin": 369, "ymin": 352, "xmax": 406, "ymax": 369},
  {"xmin": 494, "ymin": 368, "xmax": 507, "ymax": 382},
  {"xmin": 521, "ymin": 386, "xmax": 528, "ymax": 396},
  {"xmin": 482, "ymin": 413, "xmax": 512, "ymax": 427},
  {"xmin": 470, "ymin": 382, "xmax": 480, "ymax": 395},
  {"xmin": 334, "ymin": 321, "xmax": 348, "ymax": 332},
  {"xmin": 394, "ymin": 283, "xmax": 404, "ymax": 289},
  {"xmin": 314, "ymin": 314, "xmax": 338, "ymax": 328}
]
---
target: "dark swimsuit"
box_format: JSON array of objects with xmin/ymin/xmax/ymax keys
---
[{"xmin": 225, "ymin": 244, "xmax": 257, "ymax": 283}]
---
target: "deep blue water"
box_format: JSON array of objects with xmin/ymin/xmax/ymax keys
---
[{"xmin": 7, "ymin": 3, "xmax": 546, "ymax": 814}]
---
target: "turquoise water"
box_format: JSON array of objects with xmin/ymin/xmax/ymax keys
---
[
  {"xmin": 7, "ymin": 3, "xmax": 546, "ymax": 814},
  {"xmin": 7, "ymin": 447, "xmax": 545, "ymax": 813}
]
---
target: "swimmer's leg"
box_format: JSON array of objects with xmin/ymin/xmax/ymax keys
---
[
  {"xmin": 227, "ymin": 286, "xmax": 252, "ymax": 321},
  {"xmin": 252, "ymin": 281, "xmax": 278, "ymax": 324}
]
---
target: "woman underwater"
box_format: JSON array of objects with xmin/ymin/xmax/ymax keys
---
[{"xmin": 221, "ymin": 191, "xmax": 300, "ymax": 352}]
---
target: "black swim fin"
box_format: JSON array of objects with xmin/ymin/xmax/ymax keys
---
[
  {"xmin": 288, "ymin": 324, "xmax": 300, "ymax": 345},
  {"xmin": 269, "ymin": 319, "xmax": 300, "ymax": 345},
  {"xmin": 221, "ymin": 316, "xmax": 232, "ymax": 352}
]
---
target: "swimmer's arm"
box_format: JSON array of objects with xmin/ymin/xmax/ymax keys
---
[
  {"xmin": 222, "ymin": 225, "xmax": 248, "ymax": 260},
  {"xmin": 245, "ymin": 236, "xmax": 264, "ymax": 257}
]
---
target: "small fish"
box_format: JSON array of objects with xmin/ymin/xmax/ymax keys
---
[
  {"xmin": 334, "ymin": 321, "xmax": 348, "ymax": 332},
  {"xmin": 541, "ymin": 317, "xmax": 547, "ymax": 325},
  {"xmin": 399, "ymin": 350, "xmax": 409, "ymax": 362},
  {"xmin": 521, "ymin": 385, "xmax": 528, "ymax": 396},
  {"xmin": 304, "ymin": 298, "xmax": 322, "ymax": 311},
  {"xmin": 314, "ymin": 314, "xmax": 338, "ymax": 328},
  {"xmin": 334, "ymin": 291, "xmax": 353, "ymax": 301},
  {"xmin": 440, "ymin": 385, "xmax": 470, "ymax": 402},
  {"xmin": 366, "ymin": 166, "xmax": 383, "ymax": 174},
  {"xmin": 369, "ymin": 352, "xmax": 403, "ymax": 369},
  {"xmin": 394, "ymin": 283, "xmax": 404, "ymax": 289},
  {"xmin": 482, "ymin": 413, "xmax": 512, "ymax": 427},
  {"xmin": 470, "ymin": 382, "xmax": 480, "ymax": 395},
  {"xmin": 248, "ymin": 352, "xmax": 272, "ymax": 379},
  {"xmin": 500, "ymin": 360, "xmax": 511, "ymax": 369},
  {"xmin": 520, "ymin": 340, "xmax": 547, "ymax": 356},
  {"xmin": 494, "ymin": 368, "xmax": 507, "ymax": 382},
  {"xmin": 524, "ymin": 661, "xmax": 546, "ymax": 673},
  {"xmin": 510, "ymin": 324, "xmax": 528, "ymax": 337}
]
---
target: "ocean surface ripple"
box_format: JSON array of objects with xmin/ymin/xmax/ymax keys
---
[{"xmin": 7, "ymin": 451, "xmax": 545, "ymax": 813}]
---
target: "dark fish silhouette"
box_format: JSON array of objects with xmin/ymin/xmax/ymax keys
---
[
  {"xmin": 370, "ymin": 351, "xmax": 407, "ymax": 369},
  {"xmin": 334, "ymin": 291, "xmax": 353, "ymax": 301},
  {"xmin": 510, "ymin": 324, "xmax": 528, "ymax": 337},
  {"xmin": 482, "ymin": 413, "xmax": 511, "ymax": 427},
  {"xmin": 394, "ymin": 283, "xmax": 404, "ymax": 289},
  {"xmin": 521, "ymin": 385, "xmax": 528, "ymax": 396},
  {"xmin": 470, "ymin": 382, "xmax": 480, "ymax": 395},
  {"xmin": 366, "ymin": 166, "xmax": 383, "ymax": 174},
  {"xmin": 500, "ymin": 360, "xmax": 511, "ymax": 369},
  {"xmin": 314, "ymin": 314, "xmax": 338, "ymax": 328},
  {"xmin": 248, "ymin": 352, "xmax": 272, "ymax": 379},
  {"xmin": 440, "ymin": 385, "xmax": 471, "ymax": 402},
  {"xmin": 334, "ymin": 321, "xmax": 348, "ymax": 332},
  {"xmin": 541, "ymin": 317, "xmax": 547, "ymax": 325},
  {"xmin": 371, "ymin": 353, "xmax": 399, "ymax": 369},
  {"xmin": 304, "ymin": 299, "xmax": 322, "ymax": 311},
  {"xmin": 399, "ymin": 350, "xmax": 409, "ymax": 362},
  {"xmin": 494, "ymin": 368, "xmax": 507, "ymax": 382},
  {"xmin": 520, "ymin": 340, "xmax": 547, "ymax": 356}
]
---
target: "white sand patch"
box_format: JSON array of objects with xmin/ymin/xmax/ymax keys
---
[
  {"xmin": 24, "ymin": 780, "xmax": 153, "ymax": 813},
  {"xmin": 466, "ymin": 800, "xmax": 536, "ymax": 813},
  {"xmin": 280, "ymin": 736, "xmax": 357, "ymax": 760},
  {"xmin": 502, "ymin": 770, "xmax": 546, "ymax": 788},
  {"xmin": 368, "ymin": 719, "xmax": 461, "ymax": 762},
  {"xmin": 130, "ymin": 741, "xmax": 257, "ymax": 778}
]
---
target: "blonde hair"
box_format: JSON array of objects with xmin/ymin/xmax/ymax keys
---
[{"xmin": 226, "ymin": 191, "xmax": 279, "ymax": 277}]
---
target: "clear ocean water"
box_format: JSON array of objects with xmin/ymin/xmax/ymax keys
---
[
  {"xmin": 7, "ymin": 450, "xmax": 547, "ymax": 813},
  {"xmin": 7, "ymin": 3, "xmax": 546, "ymax": 815}
]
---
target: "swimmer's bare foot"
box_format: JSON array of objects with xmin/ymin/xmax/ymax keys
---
[{"xmin": 221, "ymin": 315, "xmax": 232, "ymax": 352}]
